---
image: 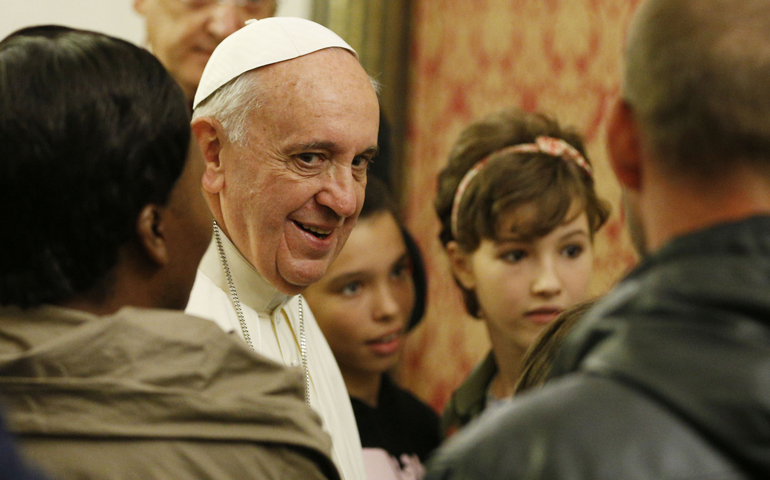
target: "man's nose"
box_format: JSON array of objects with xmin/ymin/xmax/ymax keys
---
[
  {"xmin": 531, "ymin": 259, "xmax": 562, "ymax": 297},
  {"xmin": 316, "ymin": 167, "xmax": 360, "ymax": 219},
  {"xmin": 207, "ymin": 5, "xmax": 246, "ymax": 41}
]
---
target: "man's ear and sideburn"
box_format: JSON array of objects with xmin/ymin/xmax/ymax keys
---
[
  {"xmin": 606, "ymin": 99, "xmax": 644, "ymax": 193},
  {"xmin": 192, "ymin": 118, "xmax": 226, "ymax": 196}
]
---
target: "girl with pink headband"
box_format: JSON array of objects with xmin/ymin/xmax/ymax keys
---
[{"xmin": 435, "ymin": 108, "xmax": 610, "ymax": 436}]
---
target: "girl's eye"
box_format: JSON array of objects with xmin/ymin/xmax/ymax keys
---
[
  {"xmin": 340, "ymin": 281, "xmax": 362, "ymax": 296},
  {"xmin": 501, "ymin": 250, "xmax": 527, "ymax": 263},
  {"xmin": 391, "ymin": 260, "xmax": 413, "ymax": 279},
  {"xmin": 562, "ymin": 244, "xmax": 584, "ymax": 258}
]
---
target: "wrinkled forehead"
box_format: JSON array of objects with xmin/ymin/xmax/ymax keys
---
[
  {"xmin": 247, "ymin": 50, "xmax": 379, "ymax": 131},
  {"xmin": 257, "ymin": 48, "xmax": 369, "ymax": 95}
]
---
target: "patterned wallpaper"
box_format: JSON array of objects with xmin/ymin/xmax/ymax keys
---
[{"xmin": 398, "ymin": 0, "xmax": 642, "ymax": 412}]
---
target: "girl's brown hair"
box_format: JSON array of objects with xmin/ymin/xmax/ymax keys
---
[
  {"xmin": 435, "ymin": 108, "xmax": 610, "ymax": 316},
  {"xmin": 513, "ymin": 300, "xmax": 596, "ymax": 395}
]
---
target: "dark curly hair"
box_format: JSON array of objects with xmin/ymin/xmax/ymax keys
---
[
  {"xmin": 435, "ymin": 108, "xmax": 611, "ymax": 317},
  {"xmin": 0, "ymin": 26, "xmax": 190, "ymax": 307}
]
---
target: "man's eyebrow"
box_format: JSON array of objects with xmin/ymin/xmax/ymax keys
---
[
  {"xmin": 362, "ymin": 145, "xmax": 380, "ymax": 158},
  {"xmin": 289, "ymin": 141, "xmax": 380, "ymax": 157},
  {"xmin": 290, "ymin": 140, "xmax": 338, "ymax": 152}
]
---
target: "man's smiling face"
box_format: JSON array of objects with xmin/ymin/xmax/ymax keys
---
[{"xmin": 215, "ymin": 48, "xmax": 380, "ymax": 294}]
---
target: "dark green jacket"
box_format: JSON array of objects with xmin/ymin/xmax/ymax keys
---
[{"xmin": 440, "ymin": 351, "xmax": 497, "ymax": 437}]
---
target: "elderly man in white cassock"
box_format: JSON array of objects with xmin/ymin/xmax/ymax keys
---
[{"xmin": 186, "ymin": 17, "xmax": 379, "ymax": 480}]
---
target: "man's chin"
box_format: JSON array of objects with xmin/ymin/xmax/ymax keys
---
[{"xmin": 273, "ymin": 263, "xmax": 331, "ymax": 295}]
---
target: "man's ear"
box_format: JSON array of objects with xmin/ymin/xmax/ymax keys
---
[
  {"xmin": 607, "ymin": 98, "xmax": 643, "ymax": 192},
  {"xmin": 446, "ymin": 241, "xmax": 476, "ymax": 291},
  {"xmin": 191, "ymin": 117, "xmax": 226, "ymax": 195},
  {"xmin": 136, "ymin": 204, "xmax": 168, "ymax": 267}
]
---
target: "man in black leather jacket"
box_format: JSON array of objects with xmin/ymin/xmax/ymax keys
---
[{"xmin": 425, "ymin": 0, "xmax": 770, "ymax": 478}]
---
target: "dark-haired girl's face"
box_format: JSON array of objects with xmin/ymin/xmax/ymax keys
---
[
  {"xmin": 304, "ymin": 212, "xmax": 415, "ymax": 384},
  {"xmin": 455, "ymin": 206, "xmax": 594, "ymax": 355}
]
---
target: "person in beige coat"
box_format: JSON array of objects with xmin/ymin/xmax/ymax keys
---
[{"xmin": 0, "ymin": 25, "xmax": 338, "ymax": 480}]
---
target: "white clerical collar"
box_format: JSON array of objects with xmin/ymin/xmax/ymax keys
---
[{"xmin": 198, "ymin": 232, "xmax": 290, "ymax": 314}]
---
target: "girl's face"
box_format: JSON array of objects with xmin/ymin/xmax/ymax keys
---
[
  {"xmin": 303, "ymin": 212, "xmax": 415, "ymax": 379},
  {"xmin": 451, "ymin": 205, "xmax": 594, "ymax": 354}
]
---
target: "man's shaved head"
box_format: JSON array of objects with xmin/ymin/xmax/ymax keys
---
[{"xmin": 624, "ymin": 0, "xmax": 770, "ymax": 173}]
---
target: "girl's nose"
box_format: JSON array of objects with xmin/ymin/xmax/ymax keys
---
[
  {"xmin": 373, "ymin": 284, "xmax": 402, "ymax": 322},
  {"xmin": 531, "ymin": 260, "xmax": 562, "ymax": 297}
]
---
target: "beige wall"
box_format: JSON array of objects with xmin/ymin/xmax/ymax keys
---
[
  {"xmin": 399, "ymin": 0, "xmax": 643, "ymax": 412},
  {"xmin": 0, "ymin": 0, "xmax": 312, "ymax": 44},
  {"xmin": 0, "ymin": 1, "xmax": 143, "ymax": 42}
]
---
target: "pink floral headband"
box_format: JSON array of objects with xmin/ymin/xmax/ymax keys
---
[{"xmin": 450, "ymin": 136, "xmax": 593, "ymax": 239}]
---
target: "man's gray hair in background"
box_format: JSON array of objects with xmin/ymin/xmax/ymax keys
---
[{"xmin": 623, "ymin": 0, "xmax": 770, "ymax": 172}]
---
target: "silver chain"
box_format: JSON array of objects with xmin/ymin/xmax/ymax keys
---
[
  {"xmin": 298, "ymin": 296, "xmax": 310, "ymax": 405},
  {"xmin": 212, "ymin": 220, "xmax": 310, "ymax": 405}
]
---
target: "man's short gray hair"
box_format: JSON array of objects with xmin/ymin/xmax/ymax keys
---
[
  {"xmin": 624, "ymin": 0, "xmax": 770, "ymax": 172},
  {"xmin": 192, "ymin": 48, "xmax": 381, "ymax": 146},
  {"xmin": 192, "ymin": 69, "xmax": 263, "ymax": 146}
]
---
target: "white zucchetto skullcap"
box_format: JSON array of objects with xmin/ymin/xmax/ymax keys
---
[{"xmin": 193, "ymin": 17, "xmax": 357, "ymax": 109}]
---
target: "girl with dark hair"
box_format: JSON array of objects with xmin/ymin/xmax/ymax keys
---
[
  {"xmin": 435, "ymin": 108, "xmax": 610, "ymax": 436},
  {"xmin": 305, "ymin": 177, "xmax": 440, "ymax": 480}
]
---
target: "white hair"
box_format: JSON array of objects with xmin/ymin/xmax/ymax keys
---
[{"xmin": 192, "ymin": 69, "xmax": 263, "ymax": 146}]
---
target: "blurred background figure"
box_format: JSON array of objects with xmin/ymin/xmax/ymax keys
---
[
  {"xmin": 133, "ymin": 0, "xmax": 277, "ymax": 103},
  {"xmin": 435, "ymin": 108, "xmax": 610, "ymax": 437},
  {"xmin": 305, "ymin": 178, "xmax": 440, "ymax": 480}
]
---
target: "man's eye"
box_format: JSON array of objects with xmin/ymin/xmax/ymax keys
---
[
  {"xmin": 562, "ymin": 244, "xmax": 584, "ymax": 258},
  {"xmin": 297, "ymin": 153, "xmax": 323, "ymax": 165},
  {"xmin": 352, "ymin": 155, "xmax": 371, "ymax": 169}
]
